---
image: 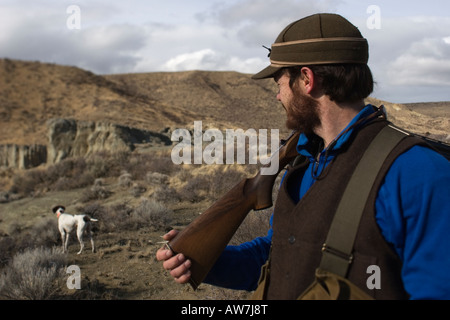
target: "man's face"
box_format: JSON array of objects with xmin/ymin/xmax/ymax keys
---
[{"xmin": 274, "ymin": 70, "xmax": 321, "ymax": 135}]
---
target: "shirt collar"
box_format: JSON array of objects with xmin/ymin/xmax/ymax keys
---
[{"xmin": 296, "ymin": 104, "xmax": 379, "ymax": 158}]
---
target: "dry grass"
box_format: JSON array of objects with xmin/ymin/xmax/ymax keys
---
[
  {"xmin": 4, "ymin": 150, "xmax": 181, "ymax": 197},
  {"xmin": 133, "ymin": 198, "xmax": 173, "ymax": 231},
  {"xmin": 0, "ymin": 246, "xmax": 67, "ymax": 300}
]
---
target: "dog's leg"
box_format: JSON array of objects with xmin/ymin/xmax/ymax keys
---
[
  {"xmin": 87, "ymin": 224, "xmax": 95, "ymax": 253},
  {"xmin": 65, "ymin": 232, "xmax": 70, "ymax": 253},
  {"xmin": 60, "ymin": 231, "xmax": 66, "ymax": 253},
  {"xmin": 77, "ymin": 224, "xmax": 85, "ymax": 254}
]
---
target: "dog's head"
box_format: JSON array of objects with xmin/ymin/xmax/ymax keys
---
[{"xmin": 52, "ymin": 205, "xmax": 66, "ymax": 215}]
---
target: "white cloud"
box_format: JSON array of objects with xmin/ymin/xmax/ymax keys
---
[
  {"xmin": 0, "ymin": 1, "xmax": 151, "ymax": 74},
  {"xmin": 162, "ymin": 49, "xmax": 220, "ymax": 71},
  {"xmin": 358, "ymin": 16, "xmax": 450, "ymax": 102},
  {"xmin": 388, "ymin": 37, "xmax": 450, "ymax": 86},
  {"xmin": 161, "ymin": 48, "xmax": 266, "ymax": 73}
]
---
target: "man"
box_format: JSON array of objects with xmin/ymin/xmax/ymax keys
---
[{"xmin": 157, "ymin": 13, "xmax": 450, "ymax": 299}]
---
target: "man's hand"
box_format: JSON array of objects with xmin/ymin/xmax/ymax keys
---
[{"xmin": 156, "ymin": 229, "xmax": 192, "ymax": 284}]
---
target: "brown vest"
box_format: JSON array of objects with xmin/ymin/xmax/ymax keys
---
[{"xmin": 266, "ymin": 120, "xmax": 426, "ymax": 300}]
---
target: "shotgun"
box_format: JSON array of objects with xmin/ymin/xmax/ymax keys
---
[{"xmin": 168, "ymin": 130, "xmax": 300, "ymax": 290}]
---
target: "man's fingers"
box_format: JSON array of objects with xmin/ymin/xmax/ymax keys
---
[
  {"xmin": 171, "ymin": 259, "xmax": 192, "ymax": 283},
  {"xmin": 174, "ymin": 269, "xmax": 192, "ymax": 284},
  {"xmin": 162, "ymin": 229, "xmax": 179, "ymax": 241},
  {"xmin": 163, "ymin": 253, "xmax": 187, "ymax": 271},
  {"xmin": 156, "ymin": 229, "xmax": 179, "ymax": 262},
  {"xmin": 156, "ymin": 246, "xmax": 173, "ymax": 261},
  {"xmin": 155, "ymin": 229, "xmax": 191, "ymax": 284}
]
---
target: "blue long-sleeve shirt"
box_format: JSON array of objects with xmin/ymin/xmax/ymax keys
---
[{"xmin": 204, "ymin": 105, "xmax": 450, "ymax": 300}]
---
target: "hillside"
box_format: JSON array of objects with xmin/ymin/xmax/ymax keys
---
[
  {"xmin": 1, "ymin": 59, "xmax": 448, "ymax": 147},
  {"xmin": 0, "ymin": 59, "xmax": 286, "ymax": 146}
]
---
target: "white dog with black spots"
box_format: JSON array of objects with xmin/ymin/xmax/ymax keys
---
[{"xmin": 53, "ymin": 205, "xmax": 97, "ymax": 254}]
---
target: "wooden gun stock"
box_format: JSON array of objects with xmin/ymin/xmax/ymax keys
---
[{"xmin": 168, "ymin": 131, "xmax": 300, "ymax": 289}]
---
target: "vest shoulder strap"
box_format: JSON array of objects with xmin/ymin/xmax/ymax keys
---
[{"xmin": 319, "ymin": 124, "xmax": 408, "ymax": 277}]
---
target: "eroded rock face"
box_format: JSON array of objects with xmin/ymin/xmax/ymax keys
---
[
  {"xmin": 0, "ymin": 119, "xmax": 172, "ymax": 169},
  {"xmin": 0, "ymin": 144, "xmax": 47, "ymax": 169},
  {"xmin": 46, "ymin": 118, "xmax": 172, "ymax": 164}
]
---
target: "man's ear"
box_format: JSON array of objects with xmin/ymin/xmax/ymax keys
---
[{"xmin": 300, "ymin": 67, "xmax": 315, "ymax": 94}]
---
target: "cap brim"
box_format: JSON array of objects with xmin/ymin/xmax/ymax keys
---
[{"xmin": 251, "ymin": 65, "xmax": 282, "ymax": 80}]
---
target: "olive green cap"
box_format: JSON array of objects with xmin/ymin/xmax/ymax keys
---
[{"xmin": 252, "ymin": 13, "xmax": 369, "ymax": 79}]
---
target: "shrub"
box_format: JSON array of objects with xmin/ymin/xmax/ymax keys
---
[
  {"xmin": 133, "ymin": 198, "xmax": 173, "ymax": 231},
  {"xmin": 86, "ymin": 152, "xmax": 116, "ymax": 177},
  {"xmin": 82, "ymin": 202, "xmax": 147, "ymax": 232},
  {"xmin": 150, "ymin": 184, "xmax": 181, "ymax": 203},
  {"xmin": 118, "ymin": 172, "xmax": 132, "ymax": 188},
  {"xmin": 208, "ymin": 168, "xmax": 249, "ymax": 199},
  {"xmin": 0, "ymin": 236, "xmax": 17, "ymax": 268},
  {"xmin": 18, "ymin": 217, "xmax": 60, "ymax": 249},
  {"xmin": 137, "ymin": 152, "xmax": 180, "ymax": 176},
  {"xmin": 0, "ymin": 247, "xmax": 67, "ymax": 300},
  {"xmin": 0, "ymin": 218, "xmax": 61, "ymax": 269},
  {"xmin": 9, "ymin": 168, "xmax": 47, "ymax": 196},
  {"xmin": 80, "ymin": 185, "xmax": 113, "ymax": 203},
  {"xmin": 178, "ymin": 174, "xmax": 211, "ymax": 202},
  {"xmin": 129, "ymin": 182, "xmax": 147, "ymax": 198},
  {"xmin": 45, "ymin": 157, "xmax": 88, "ymax": 185},
  {"xmin": 175, "ymin": 167, "xmax": 250, "ymax": 203},
  {"xmin": 0, "ymin": 191, "xmax": 11, "ymax": 203},
  {"xmin": 80, "ymin": 199, "xmax": 172, "ymax": 232},
  {"xmin": 6, "ymin": 150, "xmax": 181, "ymax": 200},
  {"xmin": 9, "ymin": 157, "xmax": 95, "ymax": 197},
  {"xmin": 145, "ymin": 172, "xmax": 169, "ymax": 185}
]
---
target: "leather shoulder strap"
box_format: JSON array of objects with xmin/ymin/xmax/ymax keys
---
[{"xmin": 319, "ymin": 124, "xmax": 408, "ymax": 277}]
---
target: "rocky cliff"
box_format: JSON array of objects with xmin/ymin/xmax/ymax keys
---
[
  {"xmin": 47, "ymin": 118, "xmax": 172, "ymax": 164},
  {"xmin": 0, "ymin": 144, "xmax": 47, "ymax": 169},
  {"xmin": 0, "ymin": 119, "xmax": 172, "ymax": 169}
]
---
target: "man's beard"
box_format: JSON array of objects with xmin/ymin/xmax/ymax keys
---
[{"xmin": 284, "ymin": 88, "xmax": 321, "ymax": 135}]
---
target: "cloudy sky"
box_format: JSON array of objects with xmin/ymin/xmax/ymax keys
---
[{"xmin": 1, "ymin": 0, "xmax": 450, "ymax": 103}]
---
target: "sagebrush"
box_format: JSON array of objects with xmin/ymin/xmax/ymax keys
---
[{"xmin": 0, "ymin": 246, "xmax": 67, "ymax": 300}]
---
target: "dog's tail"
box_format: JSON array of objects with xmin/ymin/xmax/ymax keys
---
[{"xmin": 83, "ymin": 215, "xmax": 99, "ymax": 222}]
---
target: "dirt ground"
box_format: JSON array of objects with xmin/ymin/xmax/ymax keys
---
[{"xmin": 0, "ymin": 179, "xmax": 253, "ymax": 300}]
